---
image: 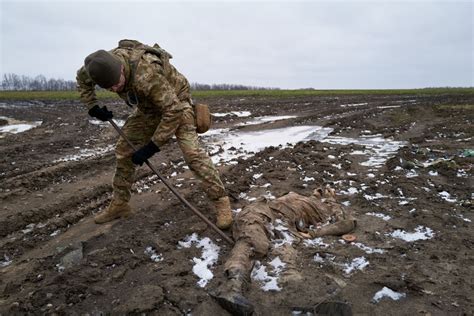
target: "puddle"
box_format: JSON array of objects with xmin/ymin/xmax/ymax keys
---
[{"xmin": 0, "ymin": 116, "xmax": 42, "ymax": 136}]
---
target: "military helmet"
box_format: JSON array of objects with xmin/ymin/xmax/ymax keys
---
[{"xmin": 84, "ymin": 50, "xmax": 122, "ymax": 88}]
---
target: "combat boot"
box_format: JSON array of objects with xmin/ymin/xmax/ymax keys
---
[
  {"xmin": 211, "ymin": 271, "xmax": 254, "ymax": 316},
  {"xmin": 213, "ymin": 196, "xmax": 233, "ymax": 229},
  {"xmin": 94, "ymin": 199, "xmax": 132, "ymax": 224}
]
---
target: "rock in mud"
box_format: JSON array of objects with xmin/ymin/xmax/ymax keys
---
[{"xmin": 60, "ymin": 245, "xmax": 83, "ymax": 269}]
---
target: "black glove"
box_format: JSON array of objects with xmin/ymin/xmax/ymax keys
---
[
  {"xmin": 88, "ymin": 105, "xmax": 113, "ymax": 122},
  {"xmin": 132, "ymin": 141, "xmax": 160, "ymax": 165}
]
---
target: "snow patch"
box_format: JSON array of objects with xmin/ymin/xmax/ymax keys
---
[
  {"xmin": 372, "ymin": 287, "xmax": 406, "ymax": 303},
  {"xmin": 178, "ymin": 233, "xmax": 220, "ymax": 287},
  {"xmin": 366, "ymin": 212, "xmax": 391, "ymax": 221},
  {"xmin": 388, "ymin": 226, "xmax": 434, "ymax": 242}
]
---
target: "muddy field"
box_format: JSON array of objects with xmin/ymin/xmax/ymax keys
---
[{"xmin": 0, "ymin": 93, "xmax": 473, "ymax": 315}]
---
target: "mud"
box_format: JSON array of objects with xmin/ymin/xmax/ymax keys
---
[{"xmin": 0, "ymin": 94, "xmax": 473, "ymax": 315}]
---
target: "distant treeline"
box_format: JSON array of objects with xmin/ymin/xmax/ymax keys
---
[
  {"xmin": 189, "ymin": 83, "xmax": 279, "ymax": 91},
  {"xmin": 1, "ymin": 73, "xmax": 279, "ymax": 91},
  {"xmin": 1, "ymin": 74, "xmax": 76, "ymax": 91}
]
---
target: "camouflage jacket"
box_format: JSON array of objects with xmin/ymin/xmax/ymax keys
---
[{"xmin": 76, "ymin": 40, "xmax": 191, "ymax": 146}]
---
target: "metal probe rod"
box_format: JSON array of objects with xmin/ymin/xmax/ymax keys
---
[{"xmin": 108, "ymin": 119, "xmax": 234, "ymax": 245}]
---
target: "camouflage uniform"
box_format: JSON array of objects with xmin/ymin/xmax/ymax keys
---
[
  {"xmin": 76, "ymin": 40, "xmax": 227, "ymax": 203},
  {"xmin": 224, "ymin": 188, "xmax": 356, "ymax": 278}
]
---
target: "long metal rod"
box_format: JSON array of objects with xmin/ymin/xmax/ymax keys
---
[{"xmin": 108, "ymin": 119, "xmax": 234, "ymax": 245}]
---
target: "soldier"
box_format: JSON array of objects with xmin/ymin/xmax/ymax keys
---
[
  {"xmin": 212, "ymin": 186, "xmax": 357, "ymax": 315},
  {"xmin": 76, "ymin": 39, "xmax": 233, "ymax": 229}
]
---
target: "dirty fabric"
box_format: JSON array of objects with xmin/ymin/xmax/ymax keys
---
[
  {"xmin": 225, "ymin": 191, "xmax": 356, "ymax": 276},
  {"xmin": 77, "ymin": 40, "xmax": 227, "ymax": 202}
]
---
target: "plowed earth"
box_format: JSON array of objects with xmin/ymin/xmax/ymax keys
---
[{"xmin": 0, "ymin": 94, "xmax": 473, "ymax": 315}]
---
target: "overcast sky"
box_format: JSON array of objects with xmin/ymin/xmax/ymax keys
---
[{"xmin": 1, "ymin": 0, "xmax": 472, "ymax": 89}]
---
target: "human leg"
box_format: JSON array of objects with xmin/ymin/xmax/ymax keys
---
[
  {"xmin": 175, "ymin": 107, "xmax": 232, "ymax": 228},
  {"xmin": 95, "ymin": 110, "xmax": 159, "ymax": 224}
]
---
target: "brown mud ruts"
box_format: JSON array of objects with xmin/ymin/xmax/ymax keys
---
[{"xmin": 0, "ymin": 94, "xmax": 473, "ymax": 314}]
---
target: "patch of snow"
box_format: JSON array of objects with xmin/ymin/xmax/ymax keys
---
[
  {"xmin": 322, "ymin": 136, "xmax": 406, "ymax": 170},
  {"xmin": 364, "ymin": 193, "xmax": 389, "ymax": 200},
  {"xmin": 178, "ymin": 233, "xmax": 220, "ymax": 287},
  {"xmin": 204, "ymin": 125, "xmax": 333, "ymax": 165},
  {"xmin": 89, "ymin": 119, "xmax": 125, "ymax": 127},
  {"xmin": 304, "ymin": 237, "xmax": 330, "ymax": 248},
  {"xmin": 388, "ymin": 225, "xmax": 434, "ymax": 242},
  {"xmin": 342, "ymin": 201, "xmax": 351, "ymax": 206},
  {"xmin": 0, "ymin": 255, "xmax": 13, "ymax": 267},
  {"xmin": 377, "ymin": 105, "xmax": 401, "ymax": 109},
  {"xmin": 428, "ymin": 170, "xmax": 438, "ymax": 176},
  {"xmin": 212, "ymin": 111, "xmax": 252, "ymax": 117},
  {"xmin": 366, "ymin": 212, "xmax": 391, "ymax": 221},
  {"xmin": 340, "ymin": 103, "xmax": 368, "ymax": 107},
  {"xmin": 242, "ymin": 115, "xmax": 298, "ymax": 126},
  {"xmin": 372, "ymin": 287, "xmax": 406, "ymax": 303},
  {"xmin": 439, "ymin": 191, "xmax": 456, "ymax": 203},
  {"xmin": 406, "ymin": 170, "xmax": 418, "ymax": 178},
  {"xmin": 0, "ymin": 117, "xmax": 43, "ymax": 135},
  {"xmin": 353, "ymin": 242, "xmax": 385, "ymax": 254},
  {"xmin": 457, "ymin": 169, "xmax": 467, "ymax": 178},
  {"xmin": 144, "ymin": 247, "xmax": 163, "ymax": 262},
  {"xmin": 251, "ymin": 260, "xmax": 282, "ymax": 291},
  {"xmin": 54, "ymin": 144, "xmax": 115, "ymax": 162},
  {"xmin": 455, "ymin": 214, "xmax": 471, "ymax": 223},
  {"xmin": 303, "ymin": 176, "xmax": 315, "ymax": 182},
  {"xmin": 50, "ymin": 229, "xmax": 61, "ymax": 237},
  {"xmin": 343, "ymin": 256, "xmax": 369, "ymax": 274}
]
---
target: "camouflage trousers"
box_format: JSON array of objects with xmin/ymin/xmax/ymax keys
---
[{"xmin": 113, "ymin": 105, "xmax": 227, "ymax": 202}]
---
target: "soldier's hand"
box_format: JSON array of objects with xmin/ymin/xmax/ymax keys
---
[
  {"xmin": 88, "ymin": 105, "xmax": 113, "ymax": 122},
  {"xmin": 132, "ymin": 141, "xmax": 160, "ymax": 166}
]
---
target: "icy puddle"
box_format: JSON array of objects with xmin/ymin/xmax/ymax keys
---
[
  {"xmin": 203, "ymin": 122, "xmax": 406, "ymax": 168},
  {"xmin": 0, "ymin": 116, "xmax": 42, "ymax": 137}
]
